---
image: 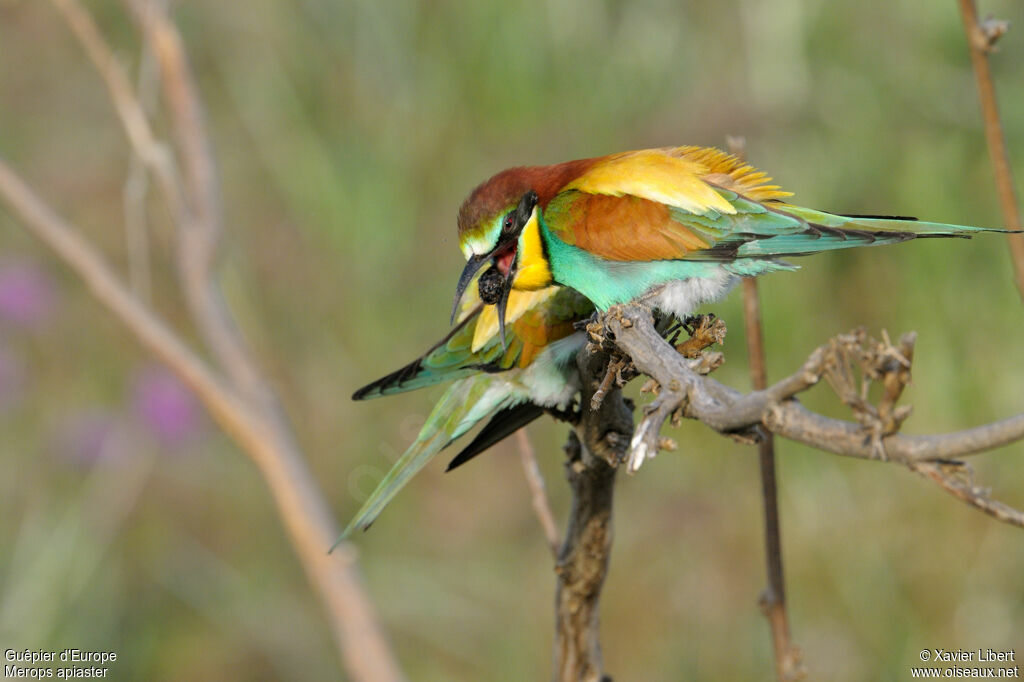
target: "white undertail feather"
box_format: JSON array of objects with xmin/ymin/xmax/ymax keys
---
[{"xmin": 644, "ymin": 269, "xmax": 739, "ymax": 320}]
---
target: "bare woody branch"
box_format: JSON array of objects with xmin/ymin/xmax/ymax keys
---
[
  {"xmin": 121, "ymin": 35, "xmax": 159, "ymax": 301},
  {"xmin": 554, "ymin": 346, "xmax": 633, "ymax": 682},
  {"xmin": 605, "ymin": 306, "xmax": 1024, "ymax": 462},
  {"xmin": 599, "ymin": 305, "xmax": 1024, "ymax": 529}
]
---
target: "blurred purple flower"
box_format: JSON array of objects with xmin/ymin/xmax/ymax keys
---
[
  {"xmin": 132, "ymin": 365, "xmax": 203, "ymax": 449},
  {"xmin": 0, "ymin": 260, "xmax": 56, "ymax": 329},
  {"xmin": 51, "ymin": 410, "xmax": 122, "ymax": 466},
  {"xmin": 0, "ymin": 344, "xmax": 24, "ymax": 411}
]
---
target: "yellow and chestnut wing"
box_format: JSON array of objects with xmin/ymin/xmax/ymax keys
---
[{"xmin": 546, "ymin": 146, "xmax": 794, "ymax": 262}]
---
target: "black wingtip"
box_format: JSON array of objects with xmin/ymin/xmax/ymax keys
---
[
  {"xmin": 445, "ymin": 403, "xmax": 545, "ymax": 471},
  {"xmin": 351, "ymin": 304, "xmax": 485, "ymax": 401},
  {"xmin": 839, "ymin": 214, "xmax": 919, "ymax": 221},
  {"xmin": 351, "ymin": 358, "xmax": 424, "ymax": 401}
]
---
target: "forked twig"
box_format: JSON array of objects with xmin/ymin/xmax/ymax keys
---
[
  {"xmin": 956, "ymin": 0, "xmax": 1024, "ymax": 298},
  {"xmin": 911, "ymin": 461, "xmax": 1024, "ymax": 528}
]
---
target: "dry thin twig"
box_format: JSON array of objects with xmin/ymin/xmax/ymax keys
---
[
  {"xmin": 731, "ymin": 135, "xmax": 804, "ymax": 681},
  {"xmin": 515, "ymin": 429, "xmax": 561, "ymax": 558},
  {"xmin": 590, "ymin": 356, "xmax": 626, "ymax": 411},
  {"xmin": 605, "ymin": 306, "xmax": 1024, "ymax": 459},
  {"xmin": 49, "ymin": 0, "xmax": 187, "ymax": 226},
  {"xmin": 19, "ymin": 3, "xmax": 407, "ymax": 680},
  {"xmin": 911, "ymin": 461, "xmax": 1024, "ymax": 527},
  {"xmin": 956, "ymin": 0, "xmax": 1024, "ymax": 298},
  {"xmin": 743, "ymin": 278, "xmax": 804, "ymax": 680},
  {"xmin": 125, "ymin": 0, "xmax": 264, "ymax": 400},
  {"xmin": 122, "ymin": 18, "xmax": 160, "ymax": 300}
]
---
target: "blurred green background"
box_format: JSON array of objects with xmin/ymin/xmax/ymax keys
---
[{"xmin": 1, "ymin": 0, "xmax": 1023, "ymax": 679}]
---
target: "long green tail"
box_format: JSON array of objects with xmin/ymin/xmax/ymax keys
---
[
  {"xmin": 730, "ymin": 205, "xmax": 1000, "ymax": 259},
  {"xmin": 674, "ymin": 191, "xmax": 1006, "ymax": 263},
  {"xmin": 336, "ymin": 376, "xmax": 515, "ymax": 544}
]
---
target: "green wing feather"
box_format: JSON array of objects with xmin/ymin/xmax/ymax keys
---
[
  {"xmin": 539, "ymin": 181, "xmax": 1001, "ymax": 309},
  {"xmin": 342, "ymin": 287, "xmax": 592, "ymax": 542},
  {"xmin": 351, "ymin": 307, "xmax": 519, "ymax": 400},
  {"xmin": 340, "ymin": 376, "xmax": 518, "ymax": 539},
  {"xmin": 676, "ymin": 192, "xmax": 997, "ymax": 261},
  {"xmin": 543, "ymin": 150, "xmax": 1002, "ymax": 267},
  {"xmin": 353, "ymin": 288, "xmax": 590, "ymax": 400}
]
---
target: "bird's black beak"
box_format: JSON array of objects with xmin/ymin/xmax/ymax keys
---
[
  {"xmin": 494, "ymin": 267, "xmax": 514, "ymax": 350},
  {"xmin": 450, "ymin": 253, "xmax": 489, "ymax": 324},
  {"xmin": 451, "ymin": 190, "xmax": 539, "ymax": 342}
]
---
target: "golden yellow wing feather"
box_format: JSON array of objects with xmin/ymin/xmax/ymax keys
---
[
  {"xmin": 545, "ymin": 146, "xmax": 795, "ymax": 262},
  {"xmin": 667, "ymin": 146, "xmax": 792, "ymax": 201},
  {"xmin": 565, "ymin": 148, "xmax": 737, "ymax": 216}
]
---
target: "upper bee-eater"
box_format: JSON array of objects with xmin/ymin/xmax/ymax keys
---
[
  {"xmin": 342, "ymin": 279, "xmax": 593, "ymax": 537},
  {"xmin": 451, "ymin": 145, "xmax": 1005, "ymax": 340}
]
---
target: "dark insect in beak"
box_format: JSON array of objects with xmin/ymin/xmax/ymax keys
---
[
  {"xmin": 450, "ymin": 190, "xmax": 540, "ymax": 347},
  {"xmin": 477, "ymin": 266, "xmax": 504, "ymax": 305},
  {"xmin": 479, "ymin": 264, "xmax": 516, "ymax": 349},
  {"xmin": 476, "ymin": 266, "xmax": 515, "ymax": 349}
]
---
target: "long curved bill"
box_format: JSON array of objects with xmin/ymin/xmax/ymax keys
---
[
  {"xmin": 494, "ymin": 270, "xmax": 513, "ymax": 350},
  {"xmin": 449, "ymin": 251, "xmax": 514, "ymax": 350},
  {"xmin": 450, "ymin": 253, "xmax": 489, "ymax": 324}
]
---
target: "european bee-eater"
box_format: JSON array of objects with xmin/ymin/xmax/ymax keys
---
[
  {"xmin": 343, "ymin": 280, "xmax": 593, "ymax": 536},
  {"xmin": 452, "ymin": 145, "xmax": 1003, "ymax": 340}
]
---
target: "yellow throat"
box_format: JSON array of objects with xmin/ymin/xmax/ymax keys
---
[{"xmin": 512, "ymin": 208, "xmax": 553, "ymax": 291}]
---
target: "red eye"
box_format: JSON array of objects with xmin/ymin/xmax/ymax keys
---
[{"xmin": 503, "ymin": 215, "xmax": 514, "ymax": 231}]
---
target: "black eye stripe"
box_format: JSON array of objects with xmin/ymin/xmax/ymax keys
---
[{"xmin": 499, "ymin": 191, "xmax": 538, "ymax": 240}]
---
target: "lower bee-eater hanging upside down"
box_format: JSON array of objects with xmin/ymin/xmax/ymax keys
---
[
  {"xmin": 451, "ymin": 145, "xmax": 1008, "ymax": 341},
  {"xmin": 341, "ymin": 279, "xmax": 593, "ymax": 538}
]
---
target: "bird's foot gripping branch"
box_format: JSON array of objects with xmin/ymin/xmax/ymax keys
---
[{"xmin": 586, "ymin": 304, "xmax": 1024, "ymax": 528}]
